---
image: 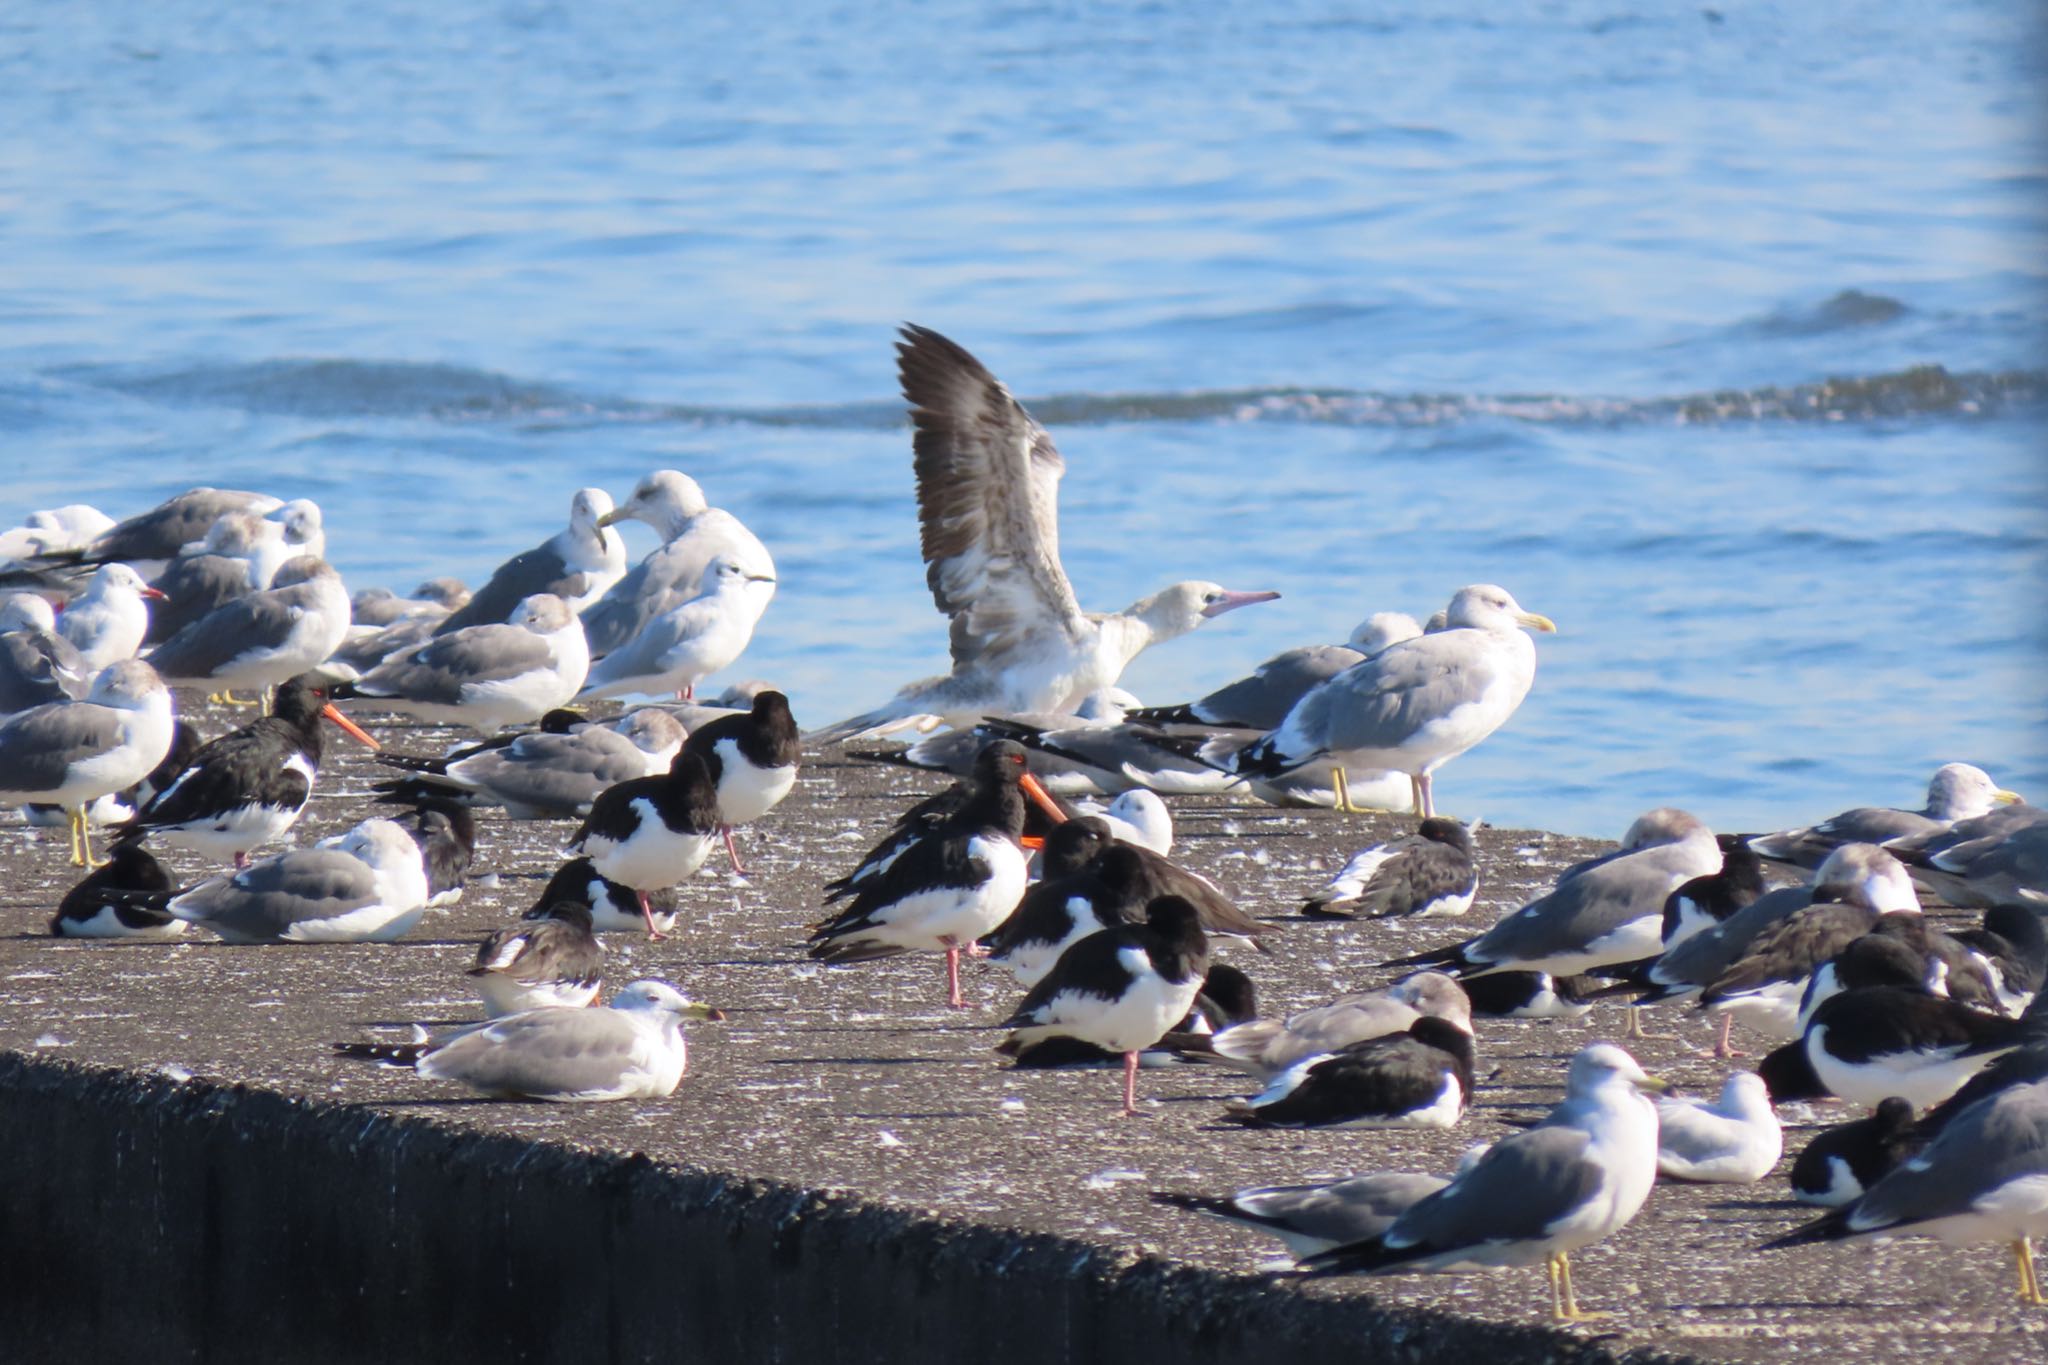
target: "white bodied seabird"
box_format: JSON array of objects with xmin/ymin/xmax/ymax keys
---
[
  {"xmin": 1750, "ymin": 763, "xmax": 2021, "ymax": 870},
  {"xmin": 58, "ymin": 563, "xmax": 167, "ymax": 671},
  {"xmin": 434, "ymin": 487, "xmax": 628, "ymax": 634},
  {"xmin": 337, "ymin": 592, "xmax": 590, "ymax": 732},
  {"xmin": 812, "ymin": 325, "xmax": 1279, "ymax": 742},
  {"xmin": 581, "ymin": 470, "xmax": 777, "ymax": 659},
  {"xmin": 378, "ymin": 707, "xmax": 685, "ymax": 819},
  {"xmin": 0, "ymin": 659, "xmax": 176, "ymax": 866},
  {"xmin": 147, "ymin": 556, "xmax": 353, "ymax": 703},
  {"xmin": 153, "ymin": 816, "xmax": 431, "ymax": 943},
  {"xmin": 1654, "ymin": 1071, "xmax": 1783, "ymax": 1183}
]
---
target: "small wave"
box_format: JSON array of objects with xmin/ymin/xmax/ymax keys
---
[
  {"xmin": 1745, "ymin": 288, "xmax": 1911, "ymax": 337},
  {"xmin": 50, "ymin": 357, "xmax": 2046, "ymax": 430}
]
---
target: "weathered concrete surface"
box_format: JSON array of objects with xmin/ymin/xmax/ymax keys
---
[{"xmin": 0, "ymin": 703, "xmax": 2040, "ymax": 1363}]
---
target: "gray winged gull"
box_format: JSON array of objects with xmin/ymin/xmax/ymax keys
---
[
  {"xmin": 58, "ymin": 563, "xmax": 165, "ymax": 670},
  {"xmin": 147, "ymin": 556, "xmax": 353, "ymax": 704},
  {"xmin": 1213, "ymin": 584, "xmax": 1554, "ymax": 817},
  {"xmin": 812, "ymin": 325, "xmax": 1279, "ymax": 742},
  {"xmin": 0, "ymin": 658, "xmax": 176, "ymax": 865},
  {"xmin": 151, "ymin": 816, "xmax": 430, "ymax": 942},
  {"xmin": 0, "ymin": 504, "xmax": 115, "ymax": 568},
  {"xmin": 38, "ymin": 487, "xmax": 281, "ymax": 579},
  {"xmin": 580, "ymin": 470, "xmax": 776, "ymax": 657},
  {"xmin": 411, "ymin": 980, "xmax": 719, "ymax": 1101},
  {"xmin": 1129, "ymin": 610, "xmax": 1423, "ymax": 731},
  {"xmin": 1654, "ymin": 1071, "xmax": 1782, "ymax": 1183},
  {"xmin": 1765, "ymin": 1077, "xmax": 2048, "ymax": 1304},
  {"xmin": 378, "ymin": 708, "xmax": 684, "ymax": 818},
  {"xmin": 434, "ymin": 487, "xmax": 627, "ymax": 634},
  {"xmin": 1, "ymin": 593, "xmax": 87, "ymax": 713},
  {"xmin": 1889, "ymin": 805, "xmax": 2048, "ymax": 911},
  {"xmin": 578, "ymin": 556, "xmax": 775, "ymax": 702},
  {"xmin": 1179, "ymin": 971, "xmax": 1472, "ymax": 1083},
  {"xmin": 336, "ymin": 592, "xmax": 590, "ymax": 731},
  {"xmin": 1300, "ymin": 1042, "xmax": 1670, "ymax": 1322},
  {"xmin": 1751, "ymin": 763, "xmax": 2021, "ymax": 870},
  {"xmin": 144, "ymin": 512, "xmax": 274, "ymax": 643}
]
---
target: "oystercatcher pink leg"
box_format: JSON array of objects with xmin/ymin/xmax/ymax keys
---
[
  {"xmin": 721, "ymin": 825, "xmax": 747, "ymax": 874},
  {"xmin": 1711, "ymin": 1013, "xmax": 1744, "ymax": 1059},
  {"xmin": 945, "ymin": 944, "xmax": 967, "ymax": 1009},
  {"xmin": 1121, "ymin": 1051, "xmax": 1141, "ymax": 1116},
  {"xmin": 638, "ymin": 890, "xmax": 666, "ymax": 941}
]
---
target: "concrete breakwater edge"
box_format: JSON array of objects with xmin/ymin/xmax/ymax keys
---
[{"xmin": 0, "ymin": 722, "xmax": 2037, "ymax": 1363}]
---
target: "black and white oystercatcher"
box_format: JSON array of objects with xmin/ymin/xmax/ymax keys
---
[
  {"xmin": 564, "ymin": 749, "xmax": 722, "ymax": 940},
  {"xmin": 809, "ymin": 740, "xmax": 1064, "ymax": 1008},
  {"xmin": 48, "ymin": 841, "xmax": 182, "ymax": 938},
  {"xmin": 1224, "ymin": 1016, "xmax": 1476, "ymax": 1130},
  {"xmin": 683, "ymin": 688, "xmax": 800, "ymax": 873},
  {"xmin": 997, "ymin": 894, "xmax": 1211, "ymax": 1115}
]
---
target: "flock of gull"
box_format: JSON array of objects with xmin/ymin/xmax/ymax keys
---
[{"xmin": 5, "ymin": 324, "xmax": 2047, "ymax": 1329}]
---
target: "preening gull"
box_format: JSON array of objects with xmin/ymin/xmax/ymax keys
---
[
  {"xmin": 1654, "ymin": 1071, "xmax": 1783, "ymax": 1183},
  {"xmin": 337, "ymin": 592, "xmax": 589, "ymax": 731},
  {"xmin": 1765, "ymin": 1078, "xmax": 2048, "ymax": 1305},
  {"xmin": 434, "ymin": 487, "xmax": 627, "ymax": 634},
  {"xmin": 153, "ymin": 816, "xmax": 430, "ymax": 943},
  {"xmin": 0, "ymin": 659, "xmax": 175, "ymax": 866},
  {"xmin": 1302, "ymin": 817, "xmax": 1477, "ymax": 919},
  {"xmin": 343, "ymin": 981, "xmax": 721, "ymax": 1102},
  {"xmin": 997, "ymin": 895, "xmax": 1211, "ymax": 1115},
  {"xmin": 1750, "ymin": 763, "xmax": 2020, "ymax": 870},
  {"xmin": 812, "ymin": 325, "xmax": 1278, "ymax": 742},
  {"xmin": 580, "ymin": 470, "xmax": 776, "ymax": 658},
  {"xmin": 1212, "ymin": 584, "xmax": 1554, "ymax": 817},
  {"xmin": 147, "ymin": 556, "xmax": 354, "ymax": 704},
  {"xmin": 1300, "ymin": 1043, "xmax": 1670, "ymax": 1323},
  {"xmin": 577, "ymin": 556, "xmax": 775, "ymax": 702}
]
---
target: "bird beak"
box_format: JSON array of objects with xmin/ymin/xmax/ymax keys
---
[
  {"xmin": 321, "ymin": 703, "xmax": 381, "ymax": 751},
  {"xmin": 1200, "ymin": 590, "xmax": 1281, "ymax": 619},
  {"xmin": 140, "ymin": 587, "xmax": 170, "ymax": 601},
  {"xmin": 595, "ymin": 508, "xmax": 630, "ymax": 528},
  {"xmin": 746, "ymin": 574, "xmax": 777, "ymax": 585},
  {"xmin": 1633, "ymin": 1072, "xmax": 1674, "ymax": 1094},
  {"xmin": 1994, "ymin": 789, "xmax": 2024, "ymax": 805},
  {"xmin": 1018, "ymin": 771, "xmax": 1067, "ymax": 825},
  {"xmin": 682, "ymin": 1002, "xmax": 726, "ymax": 1022},
  {"xmin": 1515, "ymin": 611, "xmax": 1558, "ymax": 634},
  {"xmin": 1020, "ymin": 835, "xmax": 1046, "ymax": 850}
]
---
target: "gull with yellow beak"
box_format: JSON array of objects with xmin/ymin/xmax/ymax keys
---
[
  {"xmin": 1301, "ymin": 1042, "xmax": 1671, "ymax": 1323},
  {"xmin": 1212, "ymin": 584, "xmax": 1556, "ymax": 817}
]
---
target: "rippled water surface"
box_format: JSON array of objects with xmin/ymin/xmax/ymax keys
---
[{"xmin": 6, "ymin": 1, "xmax": 2045, "ymax": 835}]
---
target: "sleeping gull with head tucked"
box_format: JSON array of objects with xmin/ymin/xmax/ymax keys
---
[
  {"xmin": 1209, "ymin": 584, "xmax": 1553, "ymax": 817},
  {"xmin": 811, "ymin": 325, "xmax": 1279, "ymax": 743}
]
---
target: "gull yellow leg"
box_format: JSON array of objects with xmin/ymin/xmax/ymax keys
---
[
  {"xmin": 2018, "ymin": 1238, "xmax": 2045, "ymax": 1306},
  {"xmin": 1623, "ymin": 1005, "xmax": 1673, "ymax": 1042},
  {"xmin": 207, "ymin": 689, "xmax": 259, "ymax": 708},
  {"xmin": 1553, "ymin": 1251, "xmax": 1609, "ymax": 1323},
  {"xmin": 1331, "ymin": 766, "xmax": 1362, "ymax": 814},
  {"xmin": 66, "ymin": 808, "xmax": 85, "ymax": 867}
]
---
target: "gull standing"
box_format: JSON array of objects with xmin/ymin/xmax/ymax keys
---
[
  {"xmin": 337, "ymin": 592, "xmax": 590, "ymax": 731},
  {"xmin": 59, "ymin": 563, "xmax": 166, "ymax": 670},
  {"xmin": 148, "ymin": 556, "xmax": 353, "ymax": 704},
  {"xmin": 0, "ymin": 659, "xmax": 175, "ymax": 865},
  {"xmin": 577, "ymin": 557, "xmax": 775, "ymax": 702},
  {"xmin": 434, "ymin": 487, "xmax": 627, "ymax": 634},
  {"xmin": 580, "ymin": 470, "xmax": 776, "ymax": 658},
  {"xmin": 1213, "ymin": 584, "xmax": 1555, "ymax": 817},
  {"xmin": 1300, "ymin": 1043, "xmax": 1671, "ymax": 1323},
  {"xmin": 813, "ymin": 325, "xmax": 1280, "ymax": 741}
]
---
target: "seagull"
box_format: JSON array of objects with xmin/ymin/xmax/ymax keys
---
[
  {"xmin": 31, "ymin": 487, "xmax": 280, "ymax": 580},
  {"xmin": 812, "ymin": 325, "xmax": 1280, "ymax": 742},
  {"xmin": 1129, "ymin": 611, "xmax": 1423, "ymax": 732},
  {"xmin": 0, "ymin": 659, "xmax": 175, "ymax": 865},
  {"xmin": 1151, "ymin": 1166, "xmax": 1464, "ymax": 1262},
  {"xmin": 0, "ymin": 504, "xmax": 114, "ymax": 568},
  {"xmin": 1210, "ymin": 584, "xmax": 1555, "ymax": 816},
  {"xmin": 580, "ymin": 470, "xmax": 776, "ymax": 659},
  {"xmin": 341, "ymin": 981, "xmax": 721, "ymax": 1102},
  {"xmin": 1172, "ymin": 972, "xmax": 1473, "ymax": 1083},
  {"xmin": 577, "ymin": 556, "xmax": 775, "ymax": 702},
  {"xmin": 1224, "ymin": 1016, "xmax": 1476, "ymax": 1130},
  {"xmin": 1299, "ymin": 1043, "xmax": 1671, "ymax": 1323},
  {"xmin": 48, "ymin": 841, "xmax": 184, "ymax": 938},
  {"xmin": 564, "ymin": 750, "xmax": 722, "ymax": 940},
  {"xmin": 377, "ymin": 708, "xmax": 684, "ymax": 819},
  {"xmin": 526, "ymin": 857, "xmax": 679, "ymax": 936},
  {"xmin": 468, "ymin": 901, "xmax": 605, "ymax": 1017},
  {"xmin": 1302, "ymin": 817, "xmax": 1478, "ymax": 919},
  {"xmin": 1069, "ymin": 789, "xmax": 1172, "ymax": 855},
  {"xmin": 116, "ymin": 674, "xmax": 379, "ymax": 866},
  {"xmin": 58, "ymin": 563, "xmax": 167, "ymax": 671},
  {"xmin": 143, "ymin": 511, "xmax": 277, "ymax": 643},
  {"xmin": 147, "ymin": 556, "xmax": 354, "ymax": 705},
  {"xmin": 1750, "ymin": 763, "xmax": 2021, "ymax": 870},
  {"xmin": 1890, "ymin": 805, "xmax": 2048, "ymax": 912},
  {"xmin": 1790, "ymin": 1097, "xmax": 1920, "ymax": 1206},
  {"xmin": 433, "ymin": 487, "xmax": 628, "ymax": 634},
  {"xmin": 1764, "ymin": 1078, "xmax": 2048, "ymax": 1306},
  {"xmin": 336, "ymin": 592, "xmax": 590, "ymax": 732},
  {"xmin": 146, "ymin": 816, "xmax": 431, "ymax": 943},
  {"xmin": 996, "ymin": 895, "xmax": 1212, "ymax": 1115},
  {"xmin": 1653, "ymin": 1071, "xmax": 1783, "ymax": 1183},
  {"xmin": 0, "ymin": 592, "xmax": 86, "ymax": 713},
  {"xmin": 682, "ymin": 688, "xmax": 801, "ymax": 873},
  {"xmin": 811, "ymin": 741, "xmax": 1064, "ymax": 1007},
  {"xmin": 382, "ymin": 794, "xmax": 476, "ymax": 908}
]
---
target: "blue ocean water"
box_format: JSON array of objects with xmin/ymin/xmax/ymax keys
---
[{"xmin": 4, "ymin": 0, "xmax": 2044, "ymax": 836}]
